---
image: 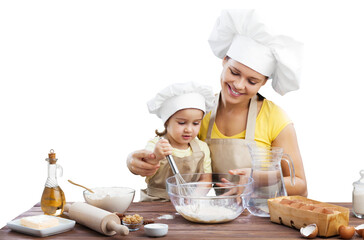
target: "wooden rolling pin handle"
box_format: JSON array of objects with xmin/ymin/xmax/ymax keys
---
[{"xmin": 106, "ymin": 221, "xmax": 129, "ymax": 236}]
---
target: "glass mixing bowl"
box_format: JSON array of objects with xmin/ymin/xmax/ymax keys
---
[{"xmin": 166, "ymin": 173, "xmax": 253, "ymax": 223}]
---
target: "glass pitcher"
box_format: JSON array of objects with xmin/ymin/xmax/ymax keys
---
[{"xmin": 247, "ymin": 144, "xmax": 295, "ymax": 217}]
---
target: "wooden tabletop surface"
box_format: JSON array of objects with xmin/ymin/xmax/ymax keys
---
[{"xmin": 1, "ymin": 202, "xmax": 363, "ymax": 239}]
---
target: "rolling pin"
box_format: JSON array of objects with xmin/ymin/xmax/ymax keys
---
[{"xmin": 64, "ymin": 202, "xmax": 129, "ymax": 236}]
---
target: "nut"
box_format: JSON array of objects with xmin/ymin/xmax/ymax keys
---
[
  {"xmin": 143, "ymin": 219, "xmax": 155, "ymax": 225},
  {"xmin": 114, "ymin": 212, "xmax": 125, "ymax": 219},
  {"xmin": 122, "ymin": 214, "xmax": 143, "ymax": 224}
]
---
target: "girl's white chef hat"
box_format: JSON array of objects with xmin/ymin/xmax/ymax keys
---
[
  {"xmin": 147, "ymin": 82, "xmax": 215, "ymax": 124},
  {"xmin": 208, "ymin": 9, "xmax": 303, "ymax": 95}
]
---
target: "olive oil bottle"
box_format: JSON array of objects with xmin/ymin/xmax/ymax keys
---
[{"xmin": 41, "ymin": 149, "xmax": 66, "ymax": 216}]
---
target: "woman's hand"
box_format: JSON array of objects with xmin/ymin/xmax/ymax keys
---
[
  {"xmin": 228, "ymin": 168, "xmax": 251, "ymax": 176},
  {"xmin": 126, "ymin": 150, "xmax": 159, "ymax": 177},
  {"xmin": 153, "ymin": 139, "xmax": 173, "ymax": 161},
  {"xmin": 215, "ymin": 174, "xmax": 252, "ymax": 204}
]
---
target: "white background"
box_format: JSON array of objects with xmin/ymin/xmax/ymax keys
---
[{"xmin": 1, "ymin": 0, "xmax": 364, "ymax": 227}]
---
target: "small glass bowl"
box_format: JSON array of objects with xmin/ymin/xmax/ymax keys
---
[{"xmin": 122, "ymin": 220, "xmax": 143, "ymax": 231}]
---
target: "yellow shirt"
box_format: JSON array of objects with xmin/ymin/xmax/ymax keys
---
[
  {"xmin": 198, "ymin": 99, "xmax": 292, "ymax": 147},
  {"xmin": 145, "ymin": 137, "xmax": 212, "ymax": 183}
]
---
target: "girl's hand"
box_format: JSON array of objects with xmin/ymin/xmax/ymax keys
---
[{"xmin": 153, "ymin": 139, "xmax": 173, "ymax": 161}]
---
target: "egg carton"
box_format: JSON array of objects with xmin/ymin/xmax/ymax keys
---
[{"xmin": 267, "ymin": 196, "xmax": 349, "ymax": 237}]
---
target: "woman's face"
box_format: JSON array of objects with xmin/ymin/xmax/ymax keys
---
[
  {"xmin": 166, "ymin": 108, "xmax": 204, "ymax": 149},
  {"xmin": 221, "ymin": 57, "xmax": 268, "ymax": 105}
]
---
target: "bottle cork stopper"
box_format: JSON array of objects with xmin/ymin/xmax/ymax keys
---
[{"xmin": 47, "ymin": 149, "xmax": 57, "ymax": 164}]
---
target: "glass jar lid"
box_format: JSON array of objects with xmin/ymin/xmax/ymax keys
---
[{"xmin": 353, "ymin": 170, "xmax": 364, "ymax": 188}]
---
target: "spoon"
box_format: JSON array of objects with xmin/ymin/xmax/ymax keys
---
[{"xmin": 68, "ymin": 179, "xmax": 94, "ymax": 193}]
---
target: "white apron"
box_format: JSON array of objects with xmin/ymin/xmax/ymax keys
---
[{"xmin": 204, "ymin": 93, "xmax": 258, "ymax": 173}]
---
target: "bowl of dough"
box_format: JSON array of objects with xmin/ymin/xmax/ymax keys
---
[
  {"xmin": 83, "ymin": 187, "xmax": 135, "ymax": 213},
  {"xmin": 166, "ymin": 173, "xmax": 253, "ymax": 223}
]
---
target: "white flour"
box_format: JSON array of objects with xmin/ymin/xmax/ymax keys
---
[
  {"xmin": 176, "ymin": 204, "xmax": 239, "ymax": 223},
  {"xmin": 85, "ymin": 187, "xmax": 134, "ymax": 213},
  {"xmin": 157, "ymin": 214, "xmax": 174, "ymax": 220}
]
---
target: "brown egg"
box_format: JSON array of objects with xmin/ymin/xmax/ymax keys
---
[
  {"xmin": 312, "ymin": 207, "xmax": 324, "ymax": 213},
  {"xmin": 280, "ymin": 199, "xmax": 293, "ymax": 205},
  {"xmin": 300, "ymin": 224, "xmax": 318, "ymax": 239},
  {"xmin": 339, "ymin": 225, "xmax": 355, "ymax": 239},
  {"xmin": 290, "ymin": 202, "xmax": 305, "ymax": 209},
  {"xmin": 300, "ymin": 205, "xmax": 315, "ymax": 211},
  {"xmin": 313, "ymin": 203, "xmax": 326, "ymax": 208},
  {"xmin": 355, "ymin": 224, "xmax": 364, "ymax": 237},
  {"xmin": 322, "ymin": 208, "xmax": 334, "ymax": 214}
]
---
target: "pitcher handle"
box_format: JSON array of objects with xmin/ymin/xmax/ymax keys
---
[{"xmin": 282, "ymin": 153, "xmax": 295, "ymax": 186}]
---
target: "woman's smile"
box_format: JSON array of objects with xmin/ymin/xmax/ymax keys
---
[{"xmin": 227, "ymin": 83, "xmax": 245, "ymax": 97}]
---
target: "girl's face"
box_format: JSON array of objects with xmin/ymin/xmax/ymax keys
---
[
  {"xmin": 221, "ymin": 57, "xmax": 268, "ymax": 105},
  {"xmin": 165, "ymin": 108, "xmax": 204, "ymax": 149}
]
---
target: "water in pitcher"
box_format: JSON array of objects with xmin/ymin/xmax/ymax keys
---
[
  {"xmin": 247, "ymin": 144, "xmax": 295, "ymax": 217},
  {"xmin": 247, "ymin": 177, "xmax": 285, "ymax": 217}
]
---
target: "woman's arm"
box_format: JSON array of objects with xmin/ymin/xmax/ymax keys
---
[
  {"xmin": 126, "ymin": 150, "xmax": 159, "ymax": 177},
  {"xmin": 272, "ymin": 123, "xmax": 308, "ymax": 197}
]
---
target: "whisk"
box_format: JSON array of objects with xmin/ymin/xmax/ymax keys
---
[
  {"xmin": 159, "ymin": 137, "xmax": 192, "ymax": 196},
  {"xmin": 166, "ymin": 154, "xmax": 192, "ymax": 196},
  {"xmin": 161, "ymin": 137, "xmax": 192, "ymax": 196}
]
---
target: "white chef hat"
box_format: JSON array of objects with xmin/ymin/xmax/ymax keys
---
[
  {"xmin": 147, "ymin": 82, "xmax": 215, "ymax": 124},
  {"xmin": 208, "ymin": 9, "xmax": 303, "ymax": 95}
]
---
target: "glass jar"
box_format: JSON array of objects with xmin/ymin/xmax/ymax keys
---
[{"xmin": 352, "ymin": 170, "xmax": 364, "ymax": 218}]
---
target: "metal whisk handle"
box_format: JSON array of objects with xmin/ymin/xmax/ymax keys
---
[{"xmin": 166, "ymin": 155, "xmax": 179, "ymax": 175}]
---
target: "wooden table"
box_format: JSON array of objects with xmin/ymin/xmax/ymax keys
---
[{"xmin": 1, "ymin": 202, "xmax": 363, "ymax": 239}]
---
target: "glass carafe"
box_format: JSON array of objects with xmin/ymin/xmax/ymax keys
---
[
  {"xmin": 40, "ymin": 149, "xmax": 66, "ymax": 216},
  {"xmin": 247, "ymin": 144, "xmax": 295, "ymax": 217}
]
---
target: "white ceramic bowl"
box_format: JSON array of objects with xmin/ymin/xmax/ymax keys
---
[
  {"xmin": 144, "ymin": 223, "xmax": 168, "ymax": 237},
  {"xmin": 166, "ymin": 173, "xmax": 253, "ymax": 223},
  {"xmin": 83, "ymin": 187, "xmax": 135, "ymax": 213}
]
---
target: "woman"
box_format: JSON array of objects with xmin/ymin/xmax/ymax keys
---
[{"xmin": 127, "ymin": 9, "xmax": 307, "ymax": 196}]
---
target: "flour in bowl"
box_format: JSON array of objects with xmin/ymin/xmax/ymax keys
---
[
  {"xmin": 84, "ymin": 187, "xmax": 135, "ymax": 213},
  {"xmin": 176, "ymin": 204, "xmax": 240, "ymax": 223}
]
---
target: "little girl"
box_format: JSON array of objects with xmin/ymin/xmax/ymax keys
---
[{"xmin": 140, "ymin": 81, "xmax": 215, "ymax": 202}]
